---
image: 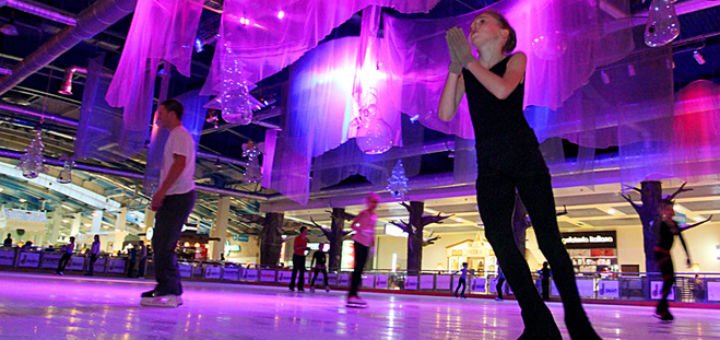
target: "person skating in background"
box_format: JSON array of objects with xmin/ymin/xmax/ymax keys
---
[
  {"xmin": 653, "ymin": 198, "xmax": 692, "ymax": 321},
  {"xmin": 3, "ymin": 233, "xmax": 12, "ymax": 247},
  {"xmin": 85, "ymin": 235, "xmax": 100, "ymax": 276},
  {"xmin": 346, "ymin": 192, "xmax": 379, "ymax": 308},
  {"xmin": 56, "ymin": 236, "xmax": 75, "ymax": 275},
  {"xmin": 454, "ymin": 262, "xmax": 469, "ymax": 298},
  {"xmin": 310, "ymin": 243, "xmax": 330, "ymax": 293},
  {"xmin": 289, "ymin": 227, "xmax": 310, "ymax": 292},
  {"xmin": 138, "ymin": 242, "xmax": 148, "ymax": 278},
  {"xmin": 496, "ymin": 266, "xmax": 506, "ymax": 301},
  {"xmin": 540, "ymin": 261, "xmax": 552, "ymax": 301}
]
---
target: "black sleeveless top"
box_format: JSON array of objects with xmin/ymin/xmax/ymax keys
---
[
  {"xmin": 462, "ymin": 55, "xmax": 538, "ymax": 158},
  {"xmin": 655, "ymin": 219, "xmax": 676, "ymax": 251}
]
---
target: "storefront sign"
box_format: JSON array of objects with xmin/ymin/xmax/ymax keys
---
[
  {"xmin": 561, "ymin": 231, "xmax": 616, "ymax": 249},
  {"xmin": 598, "ymin": 280, "xmax": 620, "ymax": 298},
  {"xmin": 205, "ymin": 265, "xmax": 222, "ymax": 279},
  {"xmin": 471, "ymin": 277, "xmax": 486, "ymax": 293},
  {"xmin": 67, "ymin": 256, "xmax": 85, "ymax": 271},
  {"xmin": 650, "ymin": 280, "xmax": 675, "ymax": 300},
  {"xmin": 0, "ymin": 249, "xmax": 15, "ymax": 266},
  {"xmin": 222, "ymin": 266, "xmax": 241, "ymax": 281},
  {"xmin": 362, "ymin": 274, "xmax": 374, "ymax": 289},
  {"xmin": 260, "ymin": 269, "xmax": 277, "ymax": 282},
  {"xmin": 375, "ymin": 275, "xmax": 388, "ymax": 289},
  {"xmin": 41, "ymin": 253, "xmax": 62, "ymax": 269},
  {"xmin": 233, "ymin": 234, "xmax": 250, "ymax": 242},
  {"xmin": 107, "ymin": 258, "xmax": 127, "ymax": 273},
  {"xmin": 245, "ymin": 269, "xmax": 259, "ymax": 281},
  {"xmin": 436, "ymin": 275, "xmax": 452, "ymax": 291},
  {"xmin": 708, "ymin": 281, "xmax": 720, "ymax": 302},
  {"xmin": 178, "ymin": 262, "xmax": 192, "ymax": 278},
  {"xmin": 18, "ymin": 252, "xmax": 40, "ymax": 268},
  {"xmin": 405, "ymin": 275, "xmax": 418, "ymax": 290},
  {"xmin": 420, "ymin": 275, "xmax": 434, "ymax": 290}
]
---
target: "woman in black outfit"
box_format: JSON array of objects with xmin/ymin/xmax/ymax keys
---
[
  {"xmin": 653, "ymin": 199, "xmax": 691, "ymax": 321},
  {"xmin": 438, "ymin": 10, "xmax": 600, "ymax": 340}
]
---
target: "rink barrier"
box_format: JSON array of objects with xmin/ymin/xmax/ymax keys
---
[{"xmin": 1, "ymin": 248, "xmax": 719, "ymax": 304}]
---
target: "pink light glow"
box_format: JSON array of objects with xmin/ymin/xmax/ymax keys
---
[{"xmin": 277, "ymin": 10, "xmax": 285, "ymax": 20}]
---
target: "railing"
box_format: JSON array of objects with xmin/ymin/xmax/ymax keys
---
[{"xmin": 2, "ymin": 246, "xmax": 719, "ymax": 304}]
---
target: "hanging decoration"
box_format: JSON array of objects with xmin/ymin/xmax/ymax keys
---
[
  {"xmin": 220, "ymin": 46, "xmax": 253, "ymax": 125},
  {"xmin": 242, "ymin": 141, "xmax": 264, "ymax": 184},
  {"xmin": 351, "ymin": 5, "xmax": 393, "ymax": 155},
  {"xmin": 386, "ymin": 160, "xmax": 409, "ymax": 200},
  {"xmin": 57, "ymin": 155, "xmax": 74, "ymax": 184},
  {"xmin": 17, "ymin": 129, "xmax": 46, "ymax": 179},
  {"xmin": 644, "ymin": 0, "xmax": 680, "ymax": 47}
]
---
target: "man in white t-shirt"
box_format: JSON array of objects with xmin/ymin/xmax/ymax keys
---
[{"xmin": 141, "ymin": 99, "xmax": 196, "ymax": 308}]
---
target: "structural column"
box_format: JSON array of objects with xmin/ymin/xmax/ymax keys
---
[
  {"xmin": 210, "ymin": 196, "xmax": 230, "ymax": 260},
  {"xmin": 70, "ymin": 212, "xmax": 82, "ymax": 237},
  {"xmin": 260, "ymin": 212, "xmax": 284, "ymax": 268},
  {"xmin": 329, "ymin": 208, "xmax": 346, "ymax": 272},
  {"xmin": 407, "ymin": 201, "xmax": 424, "ymax": 275},
  {"xmin": 90, "ymin": 210, "xmax": 103, "ymax": 234}
]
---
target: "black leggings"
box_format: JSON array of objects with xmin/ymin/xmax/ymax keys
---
[
  {"xmin": 475, "ymin": 146, "xmax": 592, "ymax": 334},
  {"xmin": 311, "ymin": 267, "xmax": 328, "ymax": 287},
  {"xmin": 349, "ymin": 242, "xmax": 369, "ymax": 297},
  {"xmin": 496, "ymin": 277, "xmax": 505, "ymax": 299},
  {"xmin": 654, "ymin": 249, "xmax": 674, "ymax": 314},
  {"xmin": 455, "ymin": 278, "xmax": 466, "ymax": 297}
]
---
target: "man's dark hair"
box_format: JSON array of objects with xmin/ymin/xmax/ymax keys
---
[
  {"xmin": 300, "ymin": 226, "xmax": 307, "ymax": 233},
  {"xmin": 660, "ymin": 198, "xmax": 675, "ymax": 207},
  {"xmin": 160, "ymin": 99, "xmax": 184, "ymax": 120}
]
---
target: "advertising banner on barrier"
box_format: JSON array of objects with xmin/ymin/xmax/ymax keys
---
[
  {"xmin": 260, "ymin": 269, "xmax": 276, "ymax": 282},
  {"xmin": 708, "ymin": 281, "xmax": 720, "ymax": 302},
  {"xmin": 93, "ymin": 257, "xmax": 107, "ymax": 273},
  {"xmin": 420, "ymin": 275, "xmax": 434, "ymax": 290},
  {"xmin": 222, "ymin": 266, "xmax": 241, "ymax": 281},
  {"xmin": 18, "ymin": 252, "xmax": 40, "ymax": 268},
  {"xmin": 41, "ymin": 253, "xmax": 62, "ymax": 269},
  {"xmin": 362, "ymin": 274, "xmax": 374, "ymax": 289},
  {"xmin": 471, "ymin": 277, "xmax": 486, "ymax": 293},
  {"xmin": 0, "ymin": 249, "xmax": 15, "ymax": 266},
  {"xmin": 338, "ymin": 273, "xmax": 350, "ymax": 287},
  {"xmin": 436, "ymin": 275, "xmax": 452, "ymax": 291},
  {"xmin": 375, "ymin": 274, "xmax": 388, "ymax": 289},
  {"xmin": 597, "ymin": 280, "xmax": 620, "ymax": 298},
  {"xmin": 650, "ymin": 280, "xmax": 675, "ymax": 300},
  {"xmin": 577, "ymin": 279, "xmax": 595, "ymax": 297},
  {"xmin": 405, "ymin": 275, "xmax": 418, "ymax": 290},
  {"xmin": 108, "ymin": 258, "xmax": 127, "ymax": 273},
  {"xmin": 179, "ymin": 262, "xmax": 192, "ymax": 278},
  {"xmin": 67, "ymin": 256, "xmax": 85, "ymax": 271},
  {"xmin": 245, "ymin": 269, "xmax": 259, "ymax": 281},
  {"xmin": 277, "ymin": 270, "xmax": 292, "ymax": 283},
  {"xmin": 204, "ymin": 265, "xmax": 222, "ymax": 279}
]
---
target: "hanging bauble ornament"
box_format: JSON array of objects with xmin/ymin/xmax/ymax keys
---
[
  {"xmin": 531, "ymin": 30, "xmax": 568, "ymax": 61},
  {"xmin": 220, "ymin": 45, "xmax": 253, "ymax": 125},
  {"xmin": 644, "ymin": 0, "xmax": 680, "ymax": 47},
  {"xmin": 386, "ymin": 160, "xmax": 409, "ymax": 200},
  {"xmin": 57, "ymin": 155, "xmax": 74, "ymax": 184}
]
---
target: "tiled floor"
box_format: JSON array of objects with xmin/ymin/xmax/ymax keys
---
[{"xmin": 0, "ymin": 272, "xmax": 718, "ymax": 339}]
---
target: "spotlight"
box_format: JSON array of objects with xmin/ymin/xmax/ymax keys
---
[
  {"xmin": 58, "ymin": 66, "xmax": 87, "ymax": 96},
  {"xmin": 693, "ymin": 49, "xmax": 706, "ymax": 65},
  {"xmin": 277, "ymin": 10, "xmax": 285, "ymax": 20}
]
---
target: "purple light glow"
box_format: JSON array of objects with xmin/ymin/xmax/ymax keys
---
[{"xmin": 277, "ymin": 10, "xmax": 285, "ymax": 20}]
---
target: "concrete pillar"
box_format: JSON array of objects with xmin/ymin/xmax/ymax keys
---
[
  {"xmin": 70, "ymin": 212, "xmax": 82, "ymax": 237},
  {"xmin": 114, "ymin": 207, "xmax": 127, "ymax": 232},
  {"xmin": 91, "ymin": 210, "xmax": 103, "ymax": 234},
  {"xmin": 210, "ymin": 197, "xmax": 230, "ymax": 260}
]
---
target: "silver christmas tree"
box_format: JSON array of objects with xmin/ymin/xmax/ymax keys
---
[
  {"xmin": 17, "ymin": 129, "xmax": 46, "ymax": 179},
  {"xmin": 386, "ymin": 160, "xmax": 409, "ymax": 200}
]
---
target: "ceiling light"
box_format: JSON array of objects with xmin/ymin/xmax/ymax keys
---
[
  {"xmin": 19, "ymin": 198, "xmax": 26, "ymax": 203},
  {"xmin": 693, "ymin": 50, "xmax": 706, "ymax": 65},
  {"xmin": 277, "ymin": 10, "xmax": 285, "ymax": 20}
]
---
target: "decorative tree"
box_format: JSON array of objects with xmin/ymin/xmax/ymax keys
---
[
  {"xmin": 242, "ymin": 141, "xmax": 264, "ymax": 184},
  {"xmin": 17, "ymin": 129, "xmax": 46, "ymax": 179},
  {"xmin": 386, "ymin": 160, "xmax": 409, "ymax": 200},
  {"xmin": 620, "ymin": 181, "xmax": 712, "ymax": 273},
  {"xmin": 422, "ymin": 231, "xmax": 441, "ymax": 247},
  {"xmin": 390, "ymin": 201, "xmax": 451, "ymax": 274}
]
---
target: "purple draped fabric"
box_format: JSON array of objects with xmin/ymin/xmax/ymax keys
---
[
  {"xmin": 106, "ymin": 0, "xmax": 203, "ymax": 157},
  {"xmin": 200, "ymin": 0, "xmax": 440, "ymax": 97}
]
